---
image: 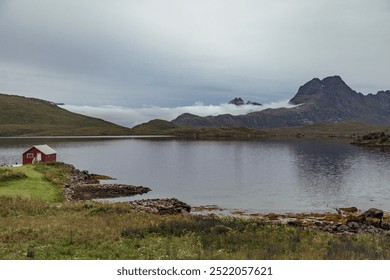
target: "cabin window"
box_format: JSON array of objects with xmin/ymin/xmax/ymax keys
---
[{"xmin": 26, "ymin": 153, "xmax": 34, "ymax": 159}]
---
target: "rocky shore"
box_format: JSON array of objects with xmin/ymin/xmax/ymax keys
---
[
  {"xmin": 65, "ymin": 184, "xmax": 151, "ymax": 200},
  {"xmin": 64, "ymin": 165, "xmax": 191, "ymax": 214},
  {"xmin": 126, "ymin": 198, "xmax": 191, "ymax": 215},
  {"xmin": 193, "ymin": 206, "xmax": 390, "ymax": 234},
  {"xmin": 64, "ymin": 166, "xmax": 150, "ymax": 200},
  {"xmin": 64, "ymin": 165, "xmax": 389, "ymax": 230},
  {"xmin": 258, "ymin": 207, "xmax": 390, "ymax": 234}
]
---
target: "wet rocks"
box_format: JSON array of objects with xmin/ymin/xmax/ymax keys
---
[
  {"xmin": 126, "ymin": 198, "xmax": 191, "ymax": 215},
  {"xmin": 260, "ymin": 207, "xmax": 390, "ymax": 234},
  {"xmin": 69, "ymin": 167, "xmax": 100, "ymax": 185},
  {"xmin": 63, "ymin": 165, "xmax": 191, "ymax": 215},
  {"xmin": 337, "ymin": 207, "xmax": 358, "ymax": 215},
  {"xmin": 361, "ymin": 208, "xmax": 384, "ymax": 220},
  {"xmin": 314, "ymin": 207, "xmax": 387, "ymax": 234},
  {"xmin": 65, "ymin": 184, "xmax": 151, "ymax": 200},
  {"xmin": 64, "ymin": 165, "xmax": 150, "ymax": 200}
]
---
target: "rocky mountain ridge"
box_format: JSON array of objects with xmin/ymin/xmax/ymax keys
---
[
  {"xmin": 172, "ymin": 76, "xmax": 390, "ymax": 129},
  {"xmin": 228, "ymin": 97, "xmax": 262, "ymax": 106}
]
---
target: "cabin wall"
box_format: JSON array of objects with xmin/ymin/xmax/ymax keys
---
[{"xmin": 22, "ymin": 147, "xmax": 57, "ymax": 165}]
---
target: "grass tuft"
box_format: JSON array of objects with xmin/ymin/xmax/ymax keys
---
[{"xmin": 0, "ymin": 168, "xmax": 27, "ymax": 182}]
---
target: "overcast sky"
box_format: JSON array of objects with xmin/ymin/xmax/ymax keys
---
[{"xmin": 1, "ymin": 0, "xmax": 390, "ymax": 126}]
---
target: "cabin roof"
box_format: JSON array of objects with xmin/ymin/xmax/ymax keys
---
[{"xmin": 24, "ymin": 145, "xmax": 57, "ymax": 155}]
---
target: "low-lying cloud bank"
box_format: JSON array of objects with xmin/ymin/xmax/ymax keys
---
[{"xmin": 61, "ymin": 101, "xmax": 297, "ymax": 128}]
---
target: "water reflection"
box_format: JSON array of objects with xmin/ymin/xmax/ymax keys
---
[
  {"xmin": 1, "ymin": 137, "xmax": 390, "ymax": 212},
  {"xmin": 290, "ymin": 140, "xmax": 390, "ymax": 210},
  {"xmin": 294, "ymin": 141, "xmax": 352, "ymax": 188}
]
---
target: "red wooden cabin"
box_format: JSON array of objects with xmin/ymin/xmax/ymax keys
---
[{"xmin": 22, "ymin": 145, "xmax": 57, "ymax": 165}]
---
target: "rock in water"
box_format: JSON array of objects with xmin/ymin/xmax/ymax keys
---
[{"xmin": 362, "ymin": 208, "xmax": 384, "ymax": 220}]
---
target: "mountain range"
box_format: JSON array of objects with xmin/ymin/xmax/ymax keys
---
[
  {"xmin": 172, "ymin": 76, "xmax": 390, "ymax": 129},
  {"xmin": 228, "ymin": 97, "xmax": 262, "ymax": 106},
  {"xmin": 2, "ymin": 75, "xmax": 390, "ymax": 136}
]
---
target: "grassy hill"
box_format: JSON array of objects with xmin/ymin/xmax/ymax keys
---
[{"xmin": 0, "ymin": 93, "xmax": 132, "ymax": 136}]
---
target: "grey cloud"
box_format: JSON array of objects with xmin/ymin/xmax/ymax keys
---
[{"xmin": 0, "ymin": 0, "xmax": 389, "ymax": 108}]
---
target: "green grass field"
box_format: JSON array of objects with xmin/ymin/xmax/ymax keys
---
[{"xmin": 0, "ymin": 163, "xmax": 71, "ymax": 202}]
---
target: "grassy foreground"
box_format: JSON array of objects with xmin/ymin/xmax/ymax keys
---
[
  {"xmin": 1, "ymin": 163, "xmax": 390, "ymax": 260},
  {"xmin": 0, "ymin": 163, "xmax": 71, "ymax": 202}
]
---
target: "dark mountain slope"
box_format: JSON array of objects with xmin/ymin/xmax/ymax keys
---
[
  {"xmin": 172, "ymin": 76, "xmax": 390, "ymax": 129},
  {"xmin": 0, "ymin": 93, "xmax": 131, "ymax": 136}
]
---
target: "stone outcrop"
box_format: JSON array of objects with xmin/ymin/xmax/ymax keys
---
[
  {"xmin": 361, "ymin": 208, "xmax": 384, "ymax": 220},
  {"xmin": 69, "ymin": 168, "xmax": 100, "ymax": 185},
  {"xmin": 126, "ymin": 198, "xmax": 191, "ymax": 214},
  {"xmin": 64, "ymin": 165, "xmax": 191, "ymax": 215},
  {"xmin": 65, "ymin": 184, "xmax": 150, "ymax": 200},
  {"xmin": 64, "ymin": 165, "xmax": 150, "ymax": 201}
]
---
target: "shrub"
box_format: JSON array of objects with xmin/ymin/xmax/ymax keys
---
[
  {"xmin": 121, "ymin": 227, "xmax": 145, "ymax": 239},
  {"xmin": 0, "ymin": 169, "xmax": 27, "ymax": 182}
]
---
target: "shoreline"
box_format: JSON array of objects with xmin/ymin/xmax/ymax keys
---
[
  {"xmin": 64, "ymin": 164, "xmax": 191, "ymax": 215},
  {"xmin": 64, "ymin": 165, "xmax": 151, "ymax": 201},
  {"xmin": 193, "ymin": 205, "xmax": 390, "ymax": 234},
  {"xmin": 63, "ymin": 163, "xmax": 390, "ymax": 234}
]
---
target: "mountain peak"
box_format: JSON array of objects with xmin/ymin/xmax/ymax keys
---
[
  {"xmin": 229, "ymin": 97, "xmax": 245, "ymax": 105},
  {"xmin": 321, "ymin": 75, "xmax": 349, "ymax": 89},
  {"xmin": 321, "ymin": 75, "xmax": 343, "ymax": 83},
  {"xmin": 228, "ymin": 97, "xmax": 262, "ymax": 106},
  {"xmin": 289, "ymin": 75, "xmax": 350, "ymax": 105}
]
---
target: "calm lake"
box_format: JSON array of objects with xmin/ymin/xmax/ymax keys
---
[{"xmin": 1, "ymin": 137, "xmax": 390, "ymax": 213}]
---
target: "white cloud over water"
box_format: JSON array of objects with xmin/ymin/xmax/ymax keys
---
[{"xmin": 62, "ymin": 100, "xmax": 297, "ymax": 128}]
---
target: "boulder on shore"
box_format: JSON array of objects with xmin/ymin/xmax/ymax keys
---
[
  {"xmin": 126, "ymin": 198, "xmax": 191, "ymax": 215},
  {"xmin": 361, "ymin": 208, "xmax": 384, "ymax": 220}
]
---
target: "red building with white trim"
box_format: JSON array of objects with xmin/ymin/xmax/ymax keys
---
[{"xmin": 22, "ymin": 145, "xmax": 57, "ymax": 165}]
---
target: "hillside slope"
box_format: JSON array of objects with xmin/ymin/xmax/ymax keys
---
[{"xmin": 0, "ymin": 93, "xmax": 131, "ymax": 136}]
